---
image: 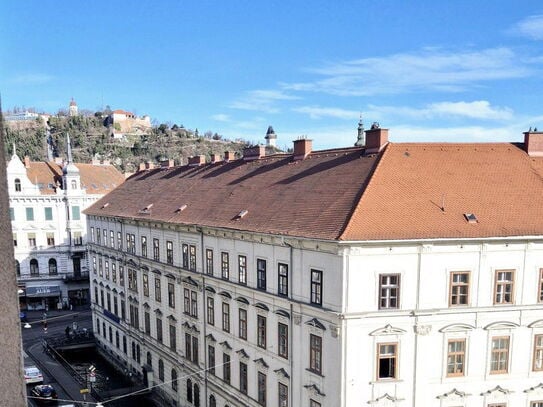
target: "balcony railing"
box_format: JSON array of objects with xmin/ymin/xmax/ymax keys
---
[{"xmin": 63, "ymin": 272, "xmax": 90, "ymax": 282}]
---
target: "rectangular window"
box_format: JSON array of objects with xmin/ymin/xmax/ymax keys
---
[
  {"xmin": 156, "ymin": 318, "xmax": 163, "ymax": 343},
  {"xmin": 46, "ymin": 233, "xmax": 55, "ymax": 246},
  {"xmin": 144, "ymin": 311, "xmax": 151, "ymax": 335},
  {"xmin": 278, "ymin": 383, "xmax": 288, "ymax": 407},
  {"xmin": 112, "ymin": 263, "xmax": 117, "ymax": 283},
  {"xmin": 239, "ymin": 362, "xmax": 248, "ymax": 394},
  {"xmin": 189, "ymin": 245, "xmax": 197, "ymax": 271},
  {"xmin": 278, "ymin": 323, "xmax": 288, "ymax": 359},
  {"xmin": 169, "ymin": 325, "xmax": 177, "ymax": 352},
  {"xmin": 168, "ymin": 282, "xmax": 175, "ymax": 308},
  {"xmin": 257, "ymin": 259, "xmax": 267, "ymax": 290},
  {"xmin": 257, "ymin": 372, "xmax": 266, "ymax": 405},
  {"xmin": 143, "ymin": 274, "xmax": 149, "ymax": 297},
  {"xmin": 310, "ymin": 269, "xmax": 323, "ymax": 306},
  {"xmin": 494, "ymin": 270, "xmax": 515, "ymax": 304},
  {"xmin": 278, "ymin": 263, "xmax": 288, "ymax": 296},
  {"xmin": 71, "ymin": 206, "xmax": 80, "ymax": 221},
  {"xmin": 206, "ymin": 249, "xmax": 213, "ymax": 275},
  {"xmin": 9, "ymin": 207, "xmax": 15, "ymax": 221},
  {"xmin": 110, "ymin": 230, "xmax": 114, "ymax": 248},
  {"xmin": 238, "ymin": 255, "xmax": 247, "ymax": 285},
  {"xmin": 221, "ymin": 252, "xmax": 229, "ymax": 279},
  {"xmin": 208, "ymin": 345, "xmax": 216, "ymax": 375},
  {"xmin": 141, "ymin": 236, "xmax": 147, "ymax": 257},
  {"xmin": 96, "ymin": 228, "xmax": 101, "ymax": 245},
  {"xmin": 130, "ymin": 234, "xmax": 135, "ymax": 254},
  {"xmin": 379, "ymin": 274, "xmax": 399, "ymax": 309},
  {"xmin": 117, "ymin": 231, "xmax": 122, "ymax": 250},
  {"xmin": 223, "ymin": 353, "xmax": 231, "ymax": 384},
  {"xmin": 222, "ymin": 302, "xmax": 230, "ymax": 333},
  {"xmin": 192, "ymin": 336, "xmax": 199, "ymax": 364},
  {"xmin": 309, "ymin": 334, "xmax": 322, "ymax": 374},
  {"xmin": 184, "ymin": 288, "xmax": 190, "ymax": 314},
  {"xmin": 207, "ymin": 297, "xmax": 215, "ymax": 325},
  {"xmin": 377, "ymin": 343, "xmax": 397, "ymax": 380},
  {"xmin": 190, "ymin": 290, "xmax": 198, "ymax": 318},
  {"xmin": 531, "ymin": 402, "xmax": 543, "ymax": 407},
  {"xmin": 13, "ymin": 233, "xmax": 17, "ymax": 247},
  {"xmin": 98, "ymin": 258, "xmax": 103, "ymax": 277},
  {"xmin": 153, "ymin": 238, "xmax": 160, "ymax": 261},
  {"xmin": 166, "ymin": 241, "xmax": 173, "ymax": 265},
  {"xmin": 128, "ymin": 269, "xmax": 138, "ymax": 291},
  {"xmin": 257, "ymin": 315, "xmax": 266, "ymax": 349},
  {"xmin": 26, "ymin": 207, "xmax": 34, "ymax": 221},
  {"xmin": 119, "ymin": 266, "xmax": 124, "ymax": 286},
  {"xmin": 534, "ymin": 335, "xmax": 543, "ymax": 371},
  {"xmin": 73, "ymin": 231, "xmax": 82, "ymax": 246},
  {"xmin": 447, "ymin": 339, "xmax": 466, "ymax": 377},
  {"xmin": 490, "ymin": 336, "xmax": 510, "ymax": 374},
  {"xmin": 105, "ymin": 260, "xmax": 110, "ymax": 279},
  {"xmin": 121, "ymin": 299, "xmax": 126, "ymax": 320},
  {"xmin": 539, "ymin": 269, "xmax": 543, "ymax": 303},
  {"xmin": 182, "ymin": 244, "xmax": 189, "ymax": 269},
  {"xmin": 28, "ymin": 233, "xmax": 36, "ymax": 248},
  {"xmin": 103, "ymin": 229, "xmax": 107, "ymax": 246},
  {"xmin": 90, "ymin": 227, "xmax": 95, "ymax": 243},
  {"xmin": 450, "ymin": 271, "xmax": 470, "ymax": 306},
  {"xmin": 113, "ymin": 295, "xmax": 118, "ymax": 315},
  {"xmin": 239, "ymin": 308, "xmax": 247, "ymax": 340},
  {"xmin": 155, "ymin": 277, "xmax": 161, "ymax": 302},
  {"xmin": 44, "ymin": 207, "xmax": 53, "ymax": 221}
]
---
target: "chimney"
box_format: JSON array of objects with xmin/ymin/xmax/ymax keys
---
[
  {"xmin": 211, "ymin": 154, "xmax": 221, "ymax": 163},
  {"xmin": 145, "ymin": 161, "xmax": 155, "ymax": 170},
  {"xmin": 91, "ymin": 157, "xmax": 101, "ymax": 165},
  {"xmin": 293, "ymin": 138, "xmax": 312, "ymax": 160},
  {"xmin": 54, "ymin": 157, "xmax": 63, "ymax": 165},
  {"xmin": 524, "ymin": 129, "xmax": 543, "ymax": 157},
  {"xmin": 188, "ymin": 155, "xmax": 206, "ymax": 166},
  {"xmin": 138, "ymin": 163, "xmax": 146, "ymax": 171},
  {"xmin": 243, "ymin": 145, "xmax": 265, "ymax": 161},
  {"xmin": 24, "ymin": 156, "xmax": 31, "ymax": 168},
  {"xmin": 364, "ymin": 123, "xmax": 389, "ymax": 154},
  {"xmin": 224, "ymin": 151, "xmax": 236, "ymax": 162},
  {"xmin": 160, "ymin": 159, "xmax": 175, "ymax": 168},
  {"xmin": 102, "ymin": 159, "xmax": 110, "ymax": 166}
]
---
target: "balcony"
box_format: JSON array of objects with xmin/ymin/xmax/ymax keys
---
[{"xmin": 63, "ymin": 272, "xmax": 90, "ymax": 283}]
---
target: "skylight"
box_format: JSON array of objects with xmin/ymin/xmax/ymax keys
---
[{"xmin": 464, "ymin": 213, "xmax": 478, "ymax": 223}]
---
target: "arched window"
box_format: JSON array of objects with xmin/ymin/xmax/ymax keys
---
[
  {"xmin": 209, "ymin": 395, "xmax": 216, "ymax": 407},
  {"xmin": 15, "ymin": 260, "xmax": 20, "ymax": 277},
  {"xmin": 48, "ymin": 259, "xmax": 57, "ymax": 275},
  {"xmin": 146, "ymin": 352, "xmax": 152, "ymax": 368},
  {"xmin": 193, "ymin": 383, "xmax": 200, "ymax": 407},
  {"xmin": 186, "ymin": 379, "xmax": 192, "ymax": 403},
  {"xmin": 158, "ymin": 359, "xmax": 164, "ymax": 381},
  {"xmin": 71, "ymin": 180, "xmax": 77, "ymax": 189},
  {"xmin": 30, "ymin": 259, "xmax": 39, "ymax": 276},
  {"xmin": 14, "ymin": 178, "xmax": 21, "ymax": 192},
  {"xmin": 171, "ymin": 369, "xmax": 178, "ymax": 392}
]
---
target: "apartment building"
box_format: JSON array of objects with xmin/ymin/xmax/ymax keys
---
[
  {"xmin": 85, "ymin": 127, "xmax": 543, "ymax": 407},
  {"xmin": 8, "ymin": 135, "xmax": 124, "ymax": 310}
]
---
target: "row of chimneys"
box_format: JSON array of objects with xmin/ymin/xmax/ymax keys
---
[{"xmin": 136, "ymin": 127, "xmax": 543, "ymax": 171}]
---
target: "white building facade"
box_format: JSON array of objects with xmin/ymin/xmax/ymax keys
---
[{"xmin": 86, "ymin": 130, "xmax": 543, "ymax": 407}]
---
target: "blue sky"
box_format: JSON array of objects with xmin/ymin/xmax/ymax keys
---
[{"xmin": 2, "ymin": 1, "xmax": 543, "ymax": 150}]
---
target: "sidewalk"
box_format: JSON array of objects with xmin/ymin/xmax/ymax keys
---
[{"xmin": 25, "ymin": 304, "xmax": 91, "ymax": 322}]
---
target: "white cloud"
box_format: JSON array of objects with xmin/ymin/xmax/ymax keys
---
[
  {"xmin": 211, "ymin": 113, "xmax": 231, "ymax": 122},
  {"xmin": 229, "ymin": 89, "xmax": 300, "ymax": 113},
  {"xmin": 510, "ymin": 14, "xmax": 543, "ymax": 40},
  {"xmin": 367, "ymin": 100, "xmax": 513, "ymax": 121},
  {"xmin": 10, "ymin": 73, "xmax": 53, "ymax": 85},
  {"xmin": 282, "ymin": 48, "xmax": 532, "ymax": 96},
  {"xmin": 293, "ymin": 106, "xmax": 359, "ymax": 120}
]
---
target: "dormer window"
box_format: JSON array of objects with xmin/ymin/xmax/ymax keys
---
[{"xmin": 14, "ymin": 178, "xmax": 21, "ymax": 192}]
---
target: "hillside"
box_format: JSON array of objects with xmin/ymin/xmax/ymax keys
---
[{"xmin": 3, "ymin": 116, "xmax": 252, "ymax": 173}]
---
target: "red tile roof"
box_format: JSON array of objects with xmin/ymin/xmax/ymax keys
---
[
  {"xmin": 25, "ymin": 161, "xmax": 124, "ymax": 195},
  {"xmin": 85, "ymin": 142, "xmax": 543, "ymax": 241},
  {"xmin": 85, "ymin": 149, "xmax": 380, "ymax": 240},
  {"xmin": 341, "ymin": 143, "xmax": 543, "ymax": 240}
]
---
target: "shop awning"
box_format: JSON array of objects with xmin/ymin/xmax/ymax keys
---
[{"xmin": 25, "ymin": 286, "xmax": 61, "ymax": 298}]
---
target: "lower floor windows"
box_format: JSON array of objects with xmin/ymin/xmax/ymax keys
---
[{"xmin": 377, "ymin": 343, "xmax": 397, "ymax": 380}]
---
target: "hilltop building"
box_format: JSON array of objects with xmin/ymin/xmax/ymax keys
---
[
  {"xmin": 108, "ymin": 109, "xmax": 152, "ymax": 138},
  {"xmin": 85, "ymin": 128, "xmax": 543, "ymax": 407},
  {"xmin": 8, "ymin": 135, "xmax": 124, "ymax": 310},
  {"xmin": 265, "ymin": 126, "xmax": 277, "ymax": 147},
  {"xmin": 69, "ymin": 98, "xmax": 78, "ymax": 117}
]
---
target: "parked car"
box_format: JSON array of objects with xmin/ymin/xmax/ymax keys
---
[
  {"xmin": 30, "ymin": 384, "xmax": 57, "ymax": 404},
  {"xmin": 24, "ymin": 366, "xmax": 43, "ymax": 384}
]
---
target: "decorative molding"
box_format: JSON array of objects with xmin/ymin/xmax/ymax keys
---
[
  {"xmin": 436, "ymin": 388, "xmax": 471, "ymax": 400},
  {"xmin": 236, "ymin": 349, "xmax": 249, "ymax": 360},
  {"xmin": 368, "ymin": 393, "xmax": 404, "ymax": 404},
  {"xmin": 414, "ymin": 324, "xmax": 432, "ymax": 336},
  {"xmin": 236, "ymin": 296, "xmax": 250, "ymax": 305},
  {"xmin": 219, "ymin": 291, "xmax": 232, "ymax": 299},
  {"xmin": 439, "ymin": 323, "xmax": 476, "ymax": 333},
  {"xmin": 219, "ymin": 341, "xmax": 232, "ymax": 351},
  {"xmin": 253, "ymin": 358, "xmax": 269, "ymax": 369},
  {"xmin": 305, "ymin": 318, "xmax": 326, "ymax": 331},
  {"xmin": 274, "ymin": 368, "xmax": 290, "ymax": 379},
  {"xmin": 304, "ymin": 384, "xmax": 325, "ymax": 397},
  {"xmin": 293, "ymin": 313, "xmax": 302, "ymax": 325},
  {"xmin": 205, "ymin": 334, "xmax": 216, "ymax": 343},
  {"xmin": 481, "ymin": 385, "xmax": 513, "ymax": 396},
  {"xmin": 275, "ymin": 309, "xmax": 290, "ymax": 319},
  {"xmin": 329, "ymin": 324, "xmax": 340, "ymax": 338},
  {"xmin": 483, "ymin": 321, "xmax": 520, "ymax": 330},
  {"xmin": 205, "ymin": 286, "xmax": 216, "ymax": 294},
  {"xmin": 524, "ymin": 382, "xmax": 543, "ymax": 393},
  {"xmin": 369, "ymin": 324, "xmax": 406, "ymax": 336},
  {"xmin": 528, "ymin": 320, "xmax": 543, "ymax": 328}
]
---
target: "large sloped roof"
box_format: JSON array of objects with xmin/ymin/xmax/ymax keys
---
[
  {"xmin": 25, "ymin": 161, "xmax": 124, "ymax": 195},
  {"xmin": 341, "ymin": 143, "xmax": 543, "ymax": 241},
  {"xmin": 85, "ymin": 148, "xmax": 380, "ymax": 240}
]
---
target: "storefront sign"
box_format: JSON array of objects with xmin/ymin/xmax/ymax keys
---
[{"xmin": 26, "ymin": 286, "xmax": 61, "ymax": 297}]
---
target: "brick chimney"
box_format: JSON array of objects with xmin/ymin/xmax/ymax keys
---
[
  {"xmin": 243, "ymin": 145, "xmax": 265, "ymax": 161},
  {"xmin": 188, "ymin": 155, "xmax": 206, "ymax": 166},
  {"xmin": 224, "ymin": 151, "xmax": 236, "ymax": 162},
  {"xmin": 145, "ymin": 161, "xmax": 155, "ymax": 170},
  {"xmin": 293, "ymin": 138, "xmax": 312, "ymax": 160},
  {"xmin": 211, "ymin": 154, "xmax": 221, "ymax": 163},
  {"xmin": 138, "ymin": 163, "xmax": 146, "ymax": 172},
  {"xmin": 364, "ymin": 123, "xmax": 389, "ymax": 154},
  {"xmin": 524, "ymin": 129, "xmax": 543, "ymax": 157},
  {"xmin": 24, "ymin": 156, "xmax": 31, "ymax": 168},
  {"xmin": 160, "ymin": 159, "xmax": 175, "ymax": 168}
]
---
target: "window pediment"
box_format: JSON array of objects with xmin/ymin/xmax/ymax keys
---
[
  {"xmin": 253, "ymin": 357, "xmax": 268, "ymax": 369},
  {"xmin": 275, "ymin": 309, "xmax": 290, "ymax": 318},
  {"xmin": 236, "ymin": 296, "xmax": 249, "ymax": 305},
  {"xmin": 305, "ymin": 318, "xmax": 326, "ymax": 331},
  {"xmin": 524, "ymin": 382, "xmax": 543, "ymax": 393},
  {"xmin": 528, "ymin": 320, "xmax": 543, "ymax": 328},
  {"xmin": 439, "ymin": 323, "xmax": 475, "ymax": 333},
  {"xmin": 436, "ymin": 388, "xmax": 471, "ymax": 400},
  {"xmin": 205, "ymin": 333, "xmax": 216, "ymax": 343},
  {"xmin": 220, "ymin": 341, "xmax": 232, "ymax": 351},
  {"xmin": 369, "ymin": 324, "xmax": 406, "ymax": 336},
  {"xmin": 484, "ymin": 321, "xmax": 519, "ymax": 330},
  {"xmin": 304, "ymin": 384, "xmax": 325, "ymax": 397},
  {"xmin": 236, "ymin": 349, "xmax": 249, "ymax": 360},
  {"xmin": 219, "ymin": 291, "xmax": 232, "ymax": 299},
  {"xmin": 368, "ymin": 393, "xmax": 404, "ymax": 404},
  {"xmin": 274, "ymin": 368, "xmax": 290, "ymax": 379},
  {"xmin": 205, "ymin": 286, "xmax": 216, "ymax": 294},
  {"xmin": 481, "ymin": 385, "xmax": 513, "ymax": 396},
  {"xmin": 254, "ymin": 302, "xmax": 269, "ymax": 311}
]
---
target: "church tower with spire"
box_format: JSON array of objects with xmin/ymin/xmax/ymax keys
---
[
  {"xmin": 265, "ymin": 126, "xmax": 277, "ymax": 147},
  {"xmin": 63, "ymin": 133, "xmax": 81, "ymax": 193},
  {"xmin": 69, "ymin": 98, "xmax": 78, "ymax": 117},
  {"xmin": 355, "ymin": 115, "xmax": 365, "ymax": 147}
]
